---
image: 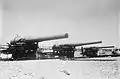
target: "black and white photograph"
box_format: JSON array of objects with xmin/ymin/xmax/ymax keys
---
[{"xmin": 0, "ymin": 0, "xmax": 120, "ymax": 79}]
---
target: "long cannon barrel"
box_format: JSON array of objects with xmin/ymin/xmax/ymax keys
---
[
  {"xmin": 24, "ymin": 33, "xmax": 68, "ymax": 42},
  {"xmin": 68, "ymin": 41, "xmax": 102, "ymax": 47},
  {"xmin": 10, "ymin": 33, "xmax": 68, "ymax": 44},
  {"xmin": 84, "ymin": 46, "xmax": 115, "ymax": 49},
  {"xmin": 94, "ymin": 46, "xmax": 115, "ymax": 48}
]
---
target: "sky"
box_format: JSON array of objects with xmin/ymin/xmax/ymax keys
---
[
  {"xmin": 0, "ymin": 0, "xmax": 120, "ymax": 46},
  {"xmin": 0, "ymin": 0, "xmax": 3, "ymax": 43}
]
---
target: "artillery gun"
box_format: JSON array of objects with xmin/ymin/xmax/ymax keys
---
[
  {"xmin": 1, "ymin": 33, "xmax": 68, "ymax": 60},
  {"xmin": 111, "ymin": 47, "xmax": 120, "ymax": 55},
  {"xmin": 52, "ymin": 41, "xmax": 102, "ymax": 58},
  {"xmin": 82, "ymin": 46, "xmax": 115, "ymax": 57}
]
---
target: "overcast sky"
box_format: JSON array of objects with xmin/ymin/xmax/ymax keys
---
[{"xmin": 0, "ymin": 0, "xmax": 120, "ymax": 46}]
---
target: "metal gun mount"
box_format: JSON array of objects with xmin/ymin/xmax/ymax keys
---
[
  {"xmin": 52, "ymin": 41, "xmax": 102, "ymax": 58},
  {"xmin": 5, "ymin": 33, "xmax": 69, "ymax": 60}
]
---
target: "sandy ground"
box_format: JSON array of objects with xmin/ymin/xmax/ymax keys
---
[{"xmin": 0, "ymin": 57, "xmax": 120, "ymax": 79}]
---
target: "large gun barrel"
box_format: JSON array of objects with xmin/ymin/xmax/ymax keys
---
[
  {"xmin": 10, "ymin": 33, "xmax": 68, "ymax": 44},
  {"xmin": 25, "ymin": 33, "xmax": 68, "ymax": 42},
  {"xmin": 68, "ymin": 41, "xmax": 102, "ymax": 47},
  {"xmin": 94, "ymin": 46, "xmax": 115, "ymax": 48}
]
